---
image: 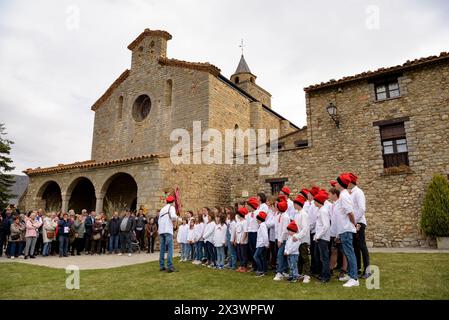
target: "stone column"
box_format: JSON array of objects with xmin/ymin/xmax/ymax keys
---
[
  {"xmin": 95, "ymin": 193, "xmax": 105, "ymax": 214},
  {"xmin": 61, "ymin": 193, "xmax": 70, "ymax": 213}
]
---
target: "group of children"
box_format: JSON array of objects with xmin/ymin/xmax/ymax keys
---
[{"xmin": 175, "ymin": 172, "xmax": 370, "ymax": 288}]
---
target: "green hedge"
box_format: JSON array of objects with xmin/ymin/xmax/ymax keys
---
[{"xmin": 420, "ymin": 175, "xmax": 449, "ymax": 237}]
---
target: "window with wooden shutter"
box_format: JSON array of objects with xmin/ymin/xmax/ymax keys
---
[
  {"xmin": 375, "ymin": 78, "xmax": 400, "ymax": 101},
  {"xmin": 379, "ymin": 122, "xmax": 409, "ymax": 168}
]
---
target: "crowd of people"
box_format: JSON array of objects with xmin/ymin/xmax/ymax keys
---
[
  {"xmin": 0, "ymin": 206, "xmax": 159, "ymax": 259},
  {"xmin": 1, "ymin": 172, "xmax": 370, "ymax": 288},
  {"xmin": 169, "ymin": 172, "xmax": 370, "ymax": 288}
]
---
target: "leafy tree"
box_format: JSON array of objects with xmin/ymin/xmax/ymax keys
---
[
  {"xmin": 0, "ymin": 123, "xmax": 15, "ymax": 209},
  {"xmin": 420, "ymin": 175, "xmax": 449, "ymax": 237}
]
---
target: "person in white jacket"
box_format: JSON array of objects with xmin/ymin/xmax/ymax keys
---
[
  {"xmin": 348, "ymin": 172, "xmax": 371, "ymax": 278},
  {"xmin": 158, "ymin": 195, "xmax": 179, "ymax": 272},
  {"xmin": 176, "ymin": 217, "xmax": 189, "ymax": 262},
  {"xmin": 186, "ymin": 218, "xmax": 196, "ymax": 262},
  {"xmin": 202, "ymin": 211, "xmax": 216, "ymax": 268},
  {"xmin": 265, "ymin": 199, "xmax": 277, "ymax": 270},
  {"xmin": 192, "ymin": 215, "xmax": 205, "ymax": 265},
  {"xmin": 273, "ymin": 201, "xmax": 290, "ymax": 281},
  {"xmin": 213, "ymin": 215, "xmax": 228, "ymax": 269},
  {"xmin": 293, "ymin": 195, "xmax": 311, "ymax": 283},
  {"xmin": 253, "ymin": 211, "xmax": 269, "ymax": 277},
  {"xmin": 225, "ymin": 207, "xmax": 237, "ymax": 270},
  {"xmin": 313, "ymin": 191, "xmax": 332, "ymax": 283},
  {"xmin": 284, "ymin": 221, "xmax": 301, "ymax": 283}
]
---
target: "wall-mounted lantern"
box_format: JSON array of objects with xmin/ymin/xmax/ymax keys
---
[{"xmin": 326, "ymin": 102, "xmax": 340, "ymax": 128}]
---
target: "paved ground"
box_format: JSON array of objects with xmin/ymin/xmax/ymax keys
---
[{"xmin": 0, "ymin": 248, "xmax": 447, "ymax": 270}]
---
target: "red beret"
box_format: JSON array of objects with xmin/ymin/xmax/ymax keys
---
[
  {"xmin": 310, "ymin": 186, "xmax": 320, "ymax": 196},
  {"xmin": 330, "ymin": 180, "xmax": 337, "ymax": 187},
  {"xmin": 281, "ymin": 186, "xmax": 291, "ymax": 196},
  {"xmin": 247, "ymin": 197, "xmax": 260, "ymax": 210},
  {"xmin": 300, "ymin": 188, "xmax": 310, "ymax": 198},
  {"xmin": 237, "ymin": 207, "xmax": 249, "ymax": 218},
  {"xmin": 166, "ymin": 195, "xmax": 175, "ymax": 203},
  {"xmin": 257, "ymin": 211, "xmax": 267, "ymax": 222},
  {"xmin": 287, "ymin": 221, "xmax": 298, "ymax": 233},
  {"xmin": 314, "ymin": 191, "xmax": 329, "ymax": 205},
  {"xmin": 337, "ymin": 173, "xmax": 352, "ymax": 189},
  {"xmin": 277, "ymin": 194, "xmax": 288, "ymax": 203},
  {"xmin": 348, "ymin": 173, "xmax": 358, "ymax": 185},
  {"xmin": 277, "ymin": 201, "xmax": 288, "ymax": 213},
  {"xmin": 293, "ymin": 195, "xmax": 306, "ymax": 207}
]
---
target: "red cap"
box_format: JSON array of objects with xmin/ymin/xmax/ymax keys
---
[
  {"xmin": 314, "ymin": 191, "xmax": 329, "ymax": 205},
  {"xmin": 300, "ymin": 188, "xmax": 310, "ymax": 198},
  {"xmin": 277, "ymin": 201, "xmax": 288, "ymax": 213},
  {"xmin": 281, "ymin": 186, "xmax": 291, "ymax": 196},
  {"xmin": 330, "ymin": 180, "xmax": 337, "ymax": 187},
  {"xmin": 247, "ymin": 197, "xmax": 260, "ymax": 210},
  {"xmin": 257, "ymin": 211, "xmax": 267, "ymax": 222},
  {"xmin": 166, "ymin": 195, "xmax": 175, "ymax": 203},
  {"xmin": 277, "ymin": 194, "xmax": 288, "ymax": 203},
  {"xmin": 348, "ymin": 172, "xmax": 358, "ymax": 185},
  {"xmin": 293, "ymin": 195, "xmax": 306, "ymax": 207},
  {"xmin": 287, "ymin": 221, "xmax": 298, "ymax": 233},
  {"xmin": 310, "ymin": 186, "xmax": 320, "ymax": 196},
  {"xmin": 237, "ymin": 207, "xmax": 249, "ymax": 218},
  {"xmin": 337, "ymin": 173, "xmax": 352, "ymax": 189}
]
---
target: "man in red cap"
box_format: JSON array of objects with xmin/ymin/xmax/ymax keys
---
[
  {"xmin": 273, "ymin": 201, "xmax": 290, "ymax": 281},
  {"xmin": 245, "ymin": 197, "xmax": 260, "ymax": 272},
  {"xmin": 158, "ymin": 195, "xmax": 178, "ymax": 272},
  {"xmin": 253, "ymin": 211, "xmax": 269, "ymax": 277},
  {"xmin": 334, "ymin": 173, "xmax": 359, "ymax": 287},
  {"xmin": 348, "ymin": 173, "xmax": 370, "ymax": 278},
  {"xmin": 313, "ymin": 191, "xmax": 332, "ymax": 283},
  {"xmin": 292, "ymin": 195, "xmax": 311, "ymax": 283}
]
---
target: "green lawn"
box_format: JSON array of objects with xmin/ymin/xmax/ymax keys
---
[{"xmin": 1, "ymin": 253, "xmax": 449, "ymax": 300}]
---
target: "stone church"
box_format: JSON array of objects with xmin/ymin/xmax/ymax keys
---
[{"xmin": 21, "ymin": 29, "xmax": 449, "ymax": 247}]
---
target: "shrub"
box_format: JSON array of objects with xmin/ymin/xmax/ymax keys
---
[{"xmin": 420, "ymin": 175, "xmax": 449, "ymax": 237}]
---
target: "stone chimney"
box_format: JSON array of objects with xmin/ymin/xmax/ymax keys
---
[{"xmin": 128, "ymin": 29, "xmax": 172, "ymax": 70}]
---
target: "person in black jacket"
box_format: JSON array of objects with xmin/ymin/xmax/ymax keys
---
[
  {"xmin": 58, "ymin": 213, "xmax": 71, "ymax": 257},
  {"xmin": 83, "ymin": 210, "xmax": 95, "ymax": 254},
  {"xmin": 108, "ymin": 212, "xmax": 120, "ymax": 254},
  {"xmin": 118, "ymin": 210, "xmax": 135, "ymax": 256}
]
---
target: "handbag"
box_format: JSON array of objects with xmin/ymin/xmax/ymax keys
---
[
  {"xmin": 46, "ymin": 231, "xmax": 55, "ymax": 240},
  {"xmin": 11, "ymin": 234, "xmax": 20, "ymax": 241},
  {"xmin": 93, "ymin": 233, "xmax": 101, "ymax": 241}
]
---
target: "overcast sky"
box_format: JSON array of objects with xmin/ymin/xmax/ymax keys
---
[{"xmin": 1, "ymin": 0, "xmax": 448, "ymax": 174}]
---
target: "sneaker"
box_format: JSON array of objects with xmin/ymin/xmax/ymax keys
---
[
  {"xmin": 128, "ymin": 253, "xmax": 132, "ymax": 257},
  {"xmin": 160, "ymin": 267, "xmax": 166, "ymax": 271},
  {"xmin": 24, "ymin": 256, "xmax": 29, "ymax": 260},
  {"xmin": 282, "ymin": 272, "xmax": 290, "ymax": 278},
  {"xmin": 273, "ymin": 273, "xmax": 283, "ymax": 281},
  {"xmin": 286, "ymin": 276, "xmax": 293, "ymax": 281},
  {"xmin": 239, "ymin": 267, "xmax": 248, "ymax": 273},
  {"xmin": 30, "ymin": 256, "xmax": 36, "ymax": 259},
  {"xmin": 290, "ymin": 278, "xmax": 298, "ymax": 283},
  {"xmin": 343, "ymin": 279, "xmax": 360, "ymax": 288},
  {"xmin": 10, "ymin": 256, "xmax": 15, "ymax": 260},
  {"xmin": 361, "ymin": 273, "xmax": 371, "ymax": 279},
  {"xmin": 19, "ymin": 255, "xmax": 24, "ymax": 259},
  {"xmin": 303, "ymin": 275, "xmax": 311, "ymax": 284},
  {"xmin": 339, "ymin": 275, "xmax": 351, "ymax": 282},
  {"xmin": 167, "ymin": 267, "xmax": 178, "ymax": 273},
  {"xmin": 118, "ymin": 253, "xmax": 122, "ymax": 256},
  {"xmin": 256, "ymin": 272, "xmax": 265, "ymax": 277},
  {"xmin": 320, "ymin": 278, "xmax": 330, "ymax": 283}
]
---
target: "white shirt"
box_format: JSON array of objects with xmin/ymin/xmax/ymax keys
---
[
  {"xmin": 213, "ymin": 223, "xmax": 227, "ymax": 247},
  {"xmin": 187, "ymin": 227, "xmax": 195, "ymax": 242},
  {"xmin": 287, "ymin": 199, "xmax": 296, "ymax": 220},
  {"xmin": 335, "ymin": 189, "xmax": 357, "ymax": 236},
  {"xmin": 303, "ymin": 200, "xmax": 311, "ymax": 214},
  {"xmin": 315, "ymin": 202, "xmax": 331, "ymax": 241},
  {"xmin": 265, "ymin": 209, "xmax": 276, "ymax": 242},
  {"xmin": 256, "ymin": 222, "xmax": 269, "ymax": 248},
  {"xmin": 194, "ymin": 222, "xmax": 205, "ymax": 241},
  {"xmin": 246, "ymin": 209, "xmax": 260, "ymax": 233},
  {"xmin": 228, "ymin": 220, "xmax": 237, "ymax": 243},
  {"xmin": 235, "ymin": 216, "xmax": 248, "ymax": 244},
  {"xmin": 158, "ymin": 204, "xmax": 177, "ymax": 235},
  {"xmin": 203, "ymin": 221, "xmax": 216, "ymax": 243},
  {"xmin": 308, "ymin": 202, "xmax": 319, "ymax": 234},
  {"xmin": 329, "ymin": 203, "xmax": 338, "ymax": 238},
  {"xmin": 276, "ymin": 212, "xmax": 290, "ymax": 242},
  {"xmin": 293, "ymin": 209, "xmax": 310, "ymax": 244},
  {"xmin": 351, "ymin": 186, "xmax": 367, "ymax": 225},
  {"xmin": 202, "ymin": 214, "xmax": 209, "ymax": 224},
  {"xmin": 284, "ymin": 235, "xmax": 300, "ymax": 255},
  {"xmin": 176, "ymin": 224, "xmax": 189, "ymax": 244}
]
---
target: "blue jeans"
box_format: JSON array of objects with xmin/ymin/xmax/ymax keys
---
[
  {"xmin": 195, "ymin": 241, "xmax": 203, "ymax": 261},
  {"xmin": 201, "ymin": 241, "xmax": 207, "ymax": 260},
  {"xmin": 276, "ymin": 241, "xmax": 288, "ymax": 274},
  {"xmin": 316, "ymin": 239, "xmax": 331, "ymax": 281},
  {"xmin": 340, "ymin": 232, "xmax": 358, "ymax": 280},
  {"xmin": 226, "ymin": 239, "xmax": 237, "ymax": 268},
  {"xmin": 9, "ymin": 241, "xmax": 23, "ymax": 257},
  {"xmin": 248, "ymin": 232, "xmax": 257, "ymax": 265},
  {"xmin": 206, "ymin": 241, "xmax": 216, "ymax": 265},
  {"xmin": 159, "ymin": 233, "xmax": 174, "ymax": 269},
  {"xmin": 216, "ymin": 246, "xmax": 225, "ymax": 267},
  {"xmin": 253, "ymin": 247, "xmax": 267, "ymax": 273},
  {"xmin": 109, "ymin": 235, "xmax": 119, "ymax": 253},
  {"xmin": 181, "ymin": 243, "xmax": 190, "ymax": 260},
  {"xmin": 287, "ymin": 254, "xmax": 299, "ymax": 279},
  {"xmin": 43, "ymin": 242, "xmax": 51, "ymax": 256},
  {"xmin": 59, "ymin": 236, "xmax": 68, "ymax": 256}
]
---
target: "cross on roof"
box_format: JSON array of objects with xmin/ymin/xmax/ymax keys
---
[{"xmin": 239, "ymin": 39, "xmax": 244, "ymax": 55}]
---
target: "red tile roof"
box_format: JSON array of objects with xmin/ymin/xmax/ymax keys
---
[
  {"xmin": 304, "ymin": 51, "xmax": 449, "ymax": 92},
  {"xmin": 23, "ymin": 154, "xmax": 158, "ymax": 176},
  {"xmin": 91, "ymin": 69, "xmax": 130, "ymax": 111},
  {"xmin": 127, "ymin": 29, "xmax": 172, "ymax": 50}
]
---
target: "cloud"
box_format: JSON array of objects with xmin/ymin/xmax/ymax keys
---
[{"xmin": 0, "ymin": 0, "xmax": 448, "ymax": 174}]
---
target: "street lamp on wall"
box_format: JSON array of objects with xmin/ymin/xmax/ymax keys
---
[{"xmin": 326, "ymin": 102, "xmax": 340, "ymax": 128}]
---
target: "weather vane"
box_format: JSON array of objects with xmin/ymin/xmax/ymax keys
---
[{"xmin": 239, "ymin": 39, "xmax": 244, "ymax": 55}]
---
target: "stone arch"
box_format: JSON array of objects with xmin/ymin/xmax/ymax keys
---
[
  {"xmin": 101, "ymin": 172, "xmax": 138, "ymax": 215},
  {"xmin": 66, "ymin": 176, "xmax": 96, "ymax": 214},
  {"xmin": 36, "ymin": 180, "xmax": 62, "ymax": 212}
]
